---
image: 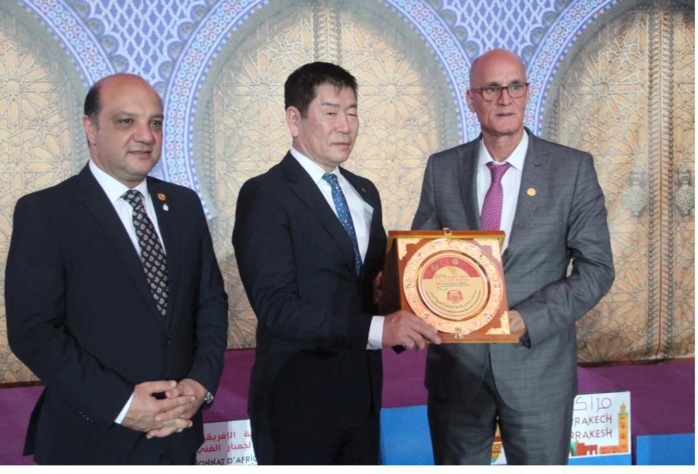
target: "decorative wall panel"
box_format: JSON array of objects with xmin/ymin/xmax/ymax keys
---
[
  {"xmin": 0, "ymin": 0, "xmax": 693, "ymax": 383},
  {"xmin": 193, "ymin": 0, "xmax": 455, "ymax": 348},
  {"xmin": 0, "ymin": 2, "xmax": 86, "ymax": 383},
  {"xmin": 546, "ymin": 0, "xmax": 694, "ymax": 362}
]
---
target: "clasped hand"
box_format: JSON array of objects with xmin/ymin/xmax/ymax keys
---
[{"xmin": 122, "ymin": 378, "xmax": 206, "ymax": 439}]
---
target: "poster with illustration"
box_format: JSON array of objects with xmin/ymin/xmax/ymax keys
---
[{"xmin": 491, "ymin": 391, "xmax": 631, "ymax": 465}]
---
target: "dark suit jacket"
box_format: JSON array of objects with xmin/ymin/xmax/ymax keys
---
[
  {"xmin": 5, "ymin": 165, "xmax": 228, "ymax": 464},
  {"xmin": 412, "ymin": 131, "xmax": 614, "ymax": 411},
  {"xmin": 232, "ymin": 153, "xmax": 386, "ymax": 434}
]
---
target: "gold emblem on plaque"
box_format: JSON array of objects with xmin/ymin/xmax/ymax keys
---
[
  {"xmin": 403, "ymin": 239, "xmax": 505, "ymax": 335},
  {"xmin": 380, "ymin": 230, "xmax": 517, "ymax": 343}
]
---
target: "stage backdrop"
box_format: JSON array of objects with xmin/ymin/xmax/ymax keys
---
[{"xmin": 0, "ymin": 0, "xmax": 693, "ymax": 384}]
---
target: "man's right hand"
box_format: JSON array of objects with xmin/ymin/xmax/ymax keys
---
[
  {"xmin": 122, "ymin": 380, "xmax": 196, "ymax": 438},
  {"xmin": 382, "ymin": 310, "xmax": 441, "ymax": 350}
]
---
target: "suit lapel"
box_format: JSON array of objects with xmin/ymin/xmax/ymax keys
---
[
  {"xmin": 77, "ymin": 166, "xmax": 165, "ymax": 323},
  {"xmin": 281, "ymin": 154, "xmax": 357, "ymax": 274},
  {"xmin": 458, "ymin": 140, "xmax": 481, "ymax": 230},
  {"xmin": 504, "ymin": 133, "xmax": 547, "ymax": 263},
  {"xmin": 148, "ymin": 178, "xmax": 179, "ymax": 323},
  {"xmin": 341, "ymin": 169, "xmax": 382, "ymax": 279}
]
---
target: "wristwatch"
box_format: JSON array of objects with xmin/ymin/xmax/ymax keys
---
[{"xmin": 203, "ymin": 390, "xmax": 214, "ymax": 408}]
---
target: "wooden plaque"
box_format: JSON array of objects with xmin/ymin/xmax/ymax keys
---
[{"xmin": 380, "ymin": 229, "xmax": 518, "ymax": 343}]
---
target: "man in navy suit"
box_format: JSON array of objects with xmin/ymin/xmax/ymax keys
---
[
  {"xmin": 412, "ymin": 49, "xmax": 614, "ymax": 464},
  {"xmin": 233, "ymin": 62, "xmax": 440, "ymax": 465},
  {"xmin": 6, "ymin": 73, "xmax": 228, "ymax": 464}
]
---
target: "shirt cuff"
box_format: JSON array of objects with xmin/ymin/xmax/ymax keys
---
[
  {"xmin": 367, "ymin": 315, "xmax": 385, "ymax": 350},
  {"xmin": 115, "ymin": 392, "xmax": 134, "ymax": 424}
]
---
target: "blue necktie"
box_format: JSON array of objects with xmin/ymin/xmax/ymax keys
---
[{"xmin": 323, "ymin": 173, "xmax": 362, "ymax": 277}]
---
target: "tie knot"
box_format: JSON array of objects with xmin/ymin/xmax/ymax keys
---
[
  {"xmin": 123, "ymin": 189, "xmax": 143, "ymax": 208},
  {"xmin": 322, "ymin": 173, "xmax": 340, "ymax": 188},
  {"xmin": 486, "ymin": 161, "xmax": 511, "ymax": 183}
]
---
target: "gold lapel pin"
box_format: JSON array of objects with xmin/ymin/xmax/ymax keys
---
[
  {"xmin": 527, "ymin": 188, "xmax": 537, "ymax": 197},
  {"xmin": 157, "ymin": 193, "xmax": 169, "ymax": 211}
]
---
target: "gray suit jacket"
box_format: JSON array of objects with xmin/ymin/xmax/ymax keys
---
[{"xmin": 411, "ymin": 130, "xmax": 614, "ymax": 410}]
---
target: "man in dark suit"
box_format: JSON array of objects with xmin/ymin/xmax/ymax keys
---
[
  {"xmin": 233, "ymin": 62, "xmax": 440, "ymax": 465},
  {"xmin": 5, "ymin": 73, "xmax": 228, "ymax": 464},
  {"xmin": 411, "ymin": 49, "xmax": 614, "ymax": 464}
]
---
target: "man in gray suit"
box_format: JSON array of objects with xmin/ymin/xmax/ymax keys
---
[{"xmin": 411, "ymin": 49, "xmax": 614, "ymax": 464}]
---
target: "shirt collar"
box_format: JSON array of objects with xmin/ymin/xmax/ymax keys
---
[
  {"xmin": 89, "ymin": 160, "xmax": 149, "ymax": 203},
  {"xmin": 477, "ymin": 129, "xmax": 529, "ymax": 170},
  {"xmin": 290, "ymin": 147, "xmax": 341, "ymax": 184}
]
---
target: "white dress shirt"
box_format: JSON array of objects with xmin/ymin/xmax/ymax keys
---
[
  {"xmin": 290, "ymin": 148, "xmax": 384, "ymax": 349},
  {"xmin": 476, "ymin": 131, "xmax": 529, "ymax": 251}
]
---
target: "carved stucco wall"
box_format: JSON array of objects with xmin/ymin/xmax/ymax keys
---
[
  {"xmin": 0, "ymin": 2, "xmax": 87, "ymax": 383},
  {"xmin": 545, "ymin": 0, "xmax": 694, "ymax": 362},
  {"xmin": 0, "ymin": 0, "xmax": 693, "ymax": 383},
  {"xmin": 193, "ymin": 0, "xmax": 456, "ymax": 348}
]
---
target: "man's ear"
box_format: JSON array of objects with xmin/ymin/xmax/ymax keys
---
[
  {"xmin": 465, "ymin": 90, "xmax": 475, "ymax": 113},
  {"xmin": 83, "ymin": 115, "xmax": 97, "ymax": 145},
  {"xmin": 286, "ymin": 107, "xmax": 301, "ymax": 138}
]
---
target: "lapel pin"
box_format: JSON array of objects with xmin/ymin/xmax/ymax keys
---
[
  {"xmin": 157, "ymin": 193, "xmax": 169, "ymax": 211},
  {"xmin": 527, "ymin": 188, "xmax": 537, "ymax": 197}
]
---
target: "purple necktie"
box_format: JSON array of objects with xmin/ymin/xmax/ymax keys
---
[{"xmin": 480, "ymin": 161, "xmax": 511, "ymax": 230}]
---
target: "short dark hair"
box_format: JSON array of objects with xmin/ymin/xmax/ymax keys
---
[
  {"xmin": 83, "ymin": 80, "xmax": 102, "ymax": 122},
  {"xmin": 284, "ymin": 62, "xmax": 358, "ymax": 117}
]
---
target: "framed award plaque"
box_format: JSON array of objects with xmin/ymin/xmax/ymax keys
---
[{"xmin": 380, "ymin": 229, "xmax": 518, "ymax": 343}]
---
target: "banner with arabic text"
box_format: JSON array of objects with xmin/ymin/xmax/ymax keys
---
[{"xmin": 196, "ymin": 419, "xmax": 256, "ymax": 465}]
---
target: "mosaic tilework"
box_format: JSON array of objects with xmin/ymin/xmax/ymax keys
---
[
  {"xmin": 21, "ymin": 0, "xmax": 113, "ymax": 82},
  {"xmin": 4, "ymin": 0, "xmax": 690, "ymax": 364},
  {"xmin": 19, "ymin": 0, "xmax": 621, "ymax": 196},
  {"xmin": 67, "ymin": 0, "xmax": 214, "ymax": 92}
]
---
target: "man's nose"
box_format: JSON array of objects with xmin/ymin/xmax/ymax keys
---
[
  {"xmin": 336, "ymin": 112, "xmax": 350, "ymax": 133},
  {"xmin": 497, "ymin": 86, "xmax": 514, "ymax": 104},
  {"xmin": 134, "ymin": 123, "xmax": 156, "ymax": 143}
]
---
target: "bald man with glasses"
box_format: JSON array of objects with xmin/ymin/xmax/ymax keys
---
[{"xmin": 411, "ymin": 49, "xmax": 614, "ymax": 465}]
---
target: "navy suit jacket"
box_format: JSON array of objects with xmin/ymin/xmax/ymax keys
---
[
  {"xmin": 6, "ymin": 165, "xmax": 228, "ymax": 464},
  {"xmin": 233, "ymin": 153, "xmax": 387, "ymax": 433}
]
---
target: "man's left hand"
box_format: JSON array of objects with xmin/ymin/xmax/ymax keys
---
[
  {"xmin": 146, "ymin": 378, "xmax": 206, "ymax": 438},
  {"xmin": 508, "ymin": 309, "xmax": 528, "ymax": 338}
]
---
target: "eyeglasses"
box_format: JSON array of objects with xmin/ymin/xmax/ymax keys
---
[{"xmin": 470, "ymin": 83, "xmax": 529, "ymax": 101}]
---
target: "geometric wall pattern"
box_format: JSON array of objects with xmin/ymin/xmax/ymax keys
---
[
  {"xmin": 0, "ymin": 0, "xmax": 693, "ymax": 383},
  {"xmin": 193, "ymin": 0, "xmax": 456, "ymax": 348},
  {"xmin": 0, "ymin": 2, "xmax": 87, "ymax": 384},
  {"xmin": 547, "ymin": 0, "xmax": 694, "ymax": 363}
]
